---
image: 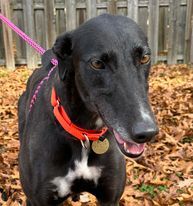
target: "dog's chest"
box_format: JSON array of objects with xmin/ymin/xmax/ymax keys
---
[{"xmin": 51, "ymin": 150, "xmax": 102, "ymax": 198}]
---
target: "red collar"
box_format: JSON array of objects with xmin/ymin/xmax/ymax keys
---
[{"xmin": 51, "ymin": 88, "xmax": 108, "ymax": 141}]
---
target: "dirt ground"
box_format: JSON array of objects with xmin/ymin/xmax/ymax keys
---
[{"xmin": 0, "ymin": 64, "xmax": 193, "ymax": 206}]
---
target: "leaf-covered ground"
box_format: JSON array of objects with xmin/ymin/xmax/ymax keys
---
[{"xmin": 0, "ymin": 64, "xmax": 192, "ymax": 206}]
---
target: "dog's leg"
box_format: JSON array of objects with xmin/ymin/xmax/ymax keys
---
[
  {"xmin": 98, "ymin": 201, "xmax": 120, "ymax": 206},
  {"xmin": 96, "ymin": 161, "xmax": 126, "ymax": 206},
  {"xmin": 97, "ymin": 187, "xmax": 123, "ymax": 206},
  {"xmin": 26, "ymin": 198, "xmax": 64, "ymax": 206},
  {"xmin": 26, "ymin": 199, "xmax": 33, "ymax": 206}
]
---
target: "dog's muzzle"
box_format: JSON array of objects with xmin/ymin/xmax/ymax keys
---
[{"xmin": 113, "ymin": 124, "xmax": 158, "ymax": 158}]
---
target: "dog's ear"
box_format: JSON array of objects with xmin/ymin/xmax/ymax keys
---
[
  {"xmin": 53, "ymin": 32, "xmax": 72, "ymax": 58},
  {"xmin": 52, "ymin": 32, "xmax": 73, "ymax": 80}
]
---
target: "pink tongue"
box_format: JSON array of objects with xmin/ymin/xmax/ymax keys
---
[
  {"xmin": 125, "ymin": 142, "xmax": 144, "ymax": 154},
  {"xmin": 113, "ymin": 130, "xmax": 145, "ymax": 155}
]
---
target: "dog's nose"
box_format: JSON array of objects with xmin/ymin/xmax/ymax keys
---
[{"xmin": 131, "ymin": 122, "xmax": 159, "ymax": 143}]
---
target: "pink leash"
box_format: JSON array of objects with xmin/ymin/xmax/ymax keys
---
[{"xmin": 0, "ymin": 13, "xmax": 58, "ymax": 111}]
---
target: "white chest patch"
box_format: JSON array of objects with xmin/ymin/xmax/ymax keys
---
[{"xmin": 51, "ymin": 149, "xmax": 102, "ymax": 198}]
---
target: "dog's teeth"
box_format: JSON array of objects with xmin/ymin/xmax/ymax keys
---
[{"xmin": 123, "ymin": 142, "xmax": 127, "ymax": 151}]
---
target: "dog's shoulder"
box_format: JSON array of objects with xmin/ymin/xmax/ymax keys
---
[
  {"xmin": 19, "ymin": 49, "xmax": 56, "ymax": 115},
  {"xmin": 18, "ymin": 49, "xmax": 57, "ymax": 140}
]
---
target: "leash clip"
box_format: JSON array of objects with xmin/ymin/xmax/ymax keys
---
[{"xmin": 80, "ymin": 134, "xmax": 90, "ymax": 150}]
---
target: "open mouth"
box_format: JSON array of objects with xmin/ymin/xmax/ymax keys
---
[{"xmin": 113, "ymin": 130, "xmax": 145, "ymax": 158}]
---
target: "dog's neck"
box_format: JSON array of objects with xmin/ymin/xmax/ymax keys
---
[{"xmin": 53, "ymin": 72, "xmax": 102, "ymax": 130}]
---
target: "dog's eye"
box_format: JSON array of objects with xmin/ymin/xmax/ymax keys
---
[
  {"xmin": 90, "ymin": 59, "xmax": 105, "ymax": 70},
  {"xmin": 140, "ymin": 55, "xmax": 150, "ymax": 64}
]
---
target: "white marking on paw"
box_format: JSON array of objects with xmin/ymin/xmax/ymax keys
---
[{"xmin": 51, "ymin": 149, "xmax": 102, "ymax": 198}]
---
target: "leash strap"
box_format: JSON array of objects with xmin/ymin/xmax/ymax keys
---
[
  {"xmin": 0, "ymin": 13, "xmax": 58, "ymax": 110},
  {"xmin": 0, "ymin": 13, "xmax": 45, "ymax": 55},
  {"xmin": 0, "ymin": 13, "xmax": 58, "ymax": 66}
]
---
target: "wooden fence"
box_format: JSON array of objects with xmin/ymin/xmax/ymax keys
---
[{"xmin": 0, "ymin": 0, "xmax": 193, "ymax": 69}]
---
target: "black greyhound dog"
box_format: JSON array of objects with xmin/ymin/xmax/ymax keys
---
[{"xmin": 18, "ymin": 14, "xmax": 158, "ymax": 206}]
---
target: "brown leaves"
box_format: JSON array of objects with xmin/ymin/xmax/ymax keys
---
[
  {"xmin": 0, "ymin": 64, "xmax": 193, "ymax": 205},
  {"xmin": 122, "ymin": 64, "xmax": 193, "ymax": 205},
  {"xmin": 0, "ymin": 67, "xmax": 31, "ymax": 206}
]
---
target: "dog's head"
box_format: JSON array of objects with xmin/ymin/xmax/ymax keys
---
[{"xmin": 53, "ymin": 14, "xmax": 158, "ymax": 158}]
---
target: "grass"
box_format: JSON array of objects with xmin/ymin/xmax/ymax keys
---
[
  {"xmin": 180, "ymin": 136, "xmax": 193, "ymax": 144},
  {"xmin": 137, "ymin": 183, "xmax": 168, "ymax": 198}
]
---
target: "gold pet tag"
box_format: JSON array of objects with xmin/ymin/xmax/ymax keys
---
[{"xmin": 92, "ymin": 139, "xmax": 109, "ymax": 154}]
